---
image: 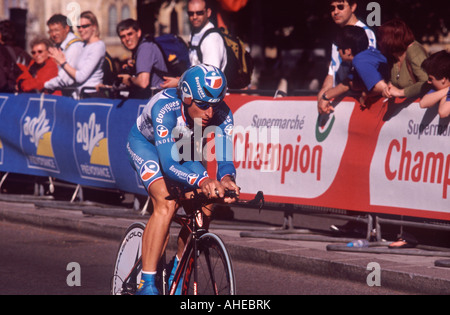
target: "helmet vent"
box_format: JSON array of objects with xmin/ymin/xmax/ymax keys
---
[{"xmin": 203, "ymin": 87, "xmax": 214, "ymax": 98}]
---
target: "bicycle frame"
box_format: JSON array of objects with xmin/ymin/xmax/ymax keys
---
[
  {"xmin": 115, "ymin": 190, "xmax": 264, "ymax": 295},
  {"xmin": 169, "ymin": 208, "xmax": 208, "ymax": 295}
]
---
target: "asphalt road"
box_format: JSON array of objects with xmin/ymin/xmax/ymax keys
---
[{"xmin": 0, "ymin": 220, "xmax": 409, "ymax": 296}]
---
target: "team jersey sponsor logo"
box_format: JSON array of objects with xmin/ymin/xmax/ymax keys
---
[
  {"xmin": 187, "ymin": 173, "xmax": 199, "ymax": 185},
  {"xmin": 156, "ymin": 125, "xmax": 169, "ymax": 138},
  {"xmin": 140, "ymin": 160, "xmax": 160, "ymax": 182},
  {"xmin": 74, "ymin": 102, "xmax": 115, "ymax": 183},
  {"xmin": 20, "ymin": 97, "xmax": 59, "ymax": 172},
  {"xmin": 224, "ymin": 124, "xmax": 234, "ymax": 136}
]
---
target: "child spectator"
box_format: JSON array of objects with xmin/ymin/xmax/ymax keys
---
[
  {"xmin": 319, "ymin": 25, "xmax": 389, "ymax": 114},
  {"xmin": 420, "ymin": 50, "xmax": 450, "ymax": 118}
]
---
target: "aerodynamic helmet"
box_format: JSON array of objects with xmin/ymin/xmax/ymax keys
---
[{"xmin": 178, "ymin": 64, "xmax": 227, "ymax": 109}]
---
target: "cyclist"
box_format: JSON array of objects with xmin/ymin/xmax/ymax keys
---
[{"xmin": 126, "ymin": 64, "xmax": 239, "ymax": 295}]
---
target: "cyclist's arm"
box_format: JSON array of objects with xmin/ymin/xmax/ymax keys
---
[{"xmin": 214, "ymin": 106, "xmax": 237, "ymax": 187}]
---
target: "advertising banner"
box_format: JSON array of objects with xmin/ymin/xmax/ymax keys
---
[
  {"xmin": 0, "ymin": 93, "xmax": 149, "ymax": 196},
  {"xmin": 224, "ymin": 95, "xmax": 449, "ymax": 221},
  {"xmin": 0, "ymin": 93, "xmax": 448, "ymax": 221}
]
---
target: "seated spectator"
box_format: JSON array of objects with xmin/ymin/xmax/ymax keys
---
[
  {"xmin": 116, "ymin": 18, "xmax": 167, "ymax": 99},
  {"xmin": 319, "ymin": 25, "xmax": 389, "ymax": 114},
  {"xmin": 48, "ymin": 11, "xmax": 105, "ymax": 98},
  {"xmin": 43, "ymin": 14, "xmax": 84, "ymax": 95},
  {"xmin": 16, "ymin": 37, "xmax": 60, "ymax": 95},
  {"xmin": 420, "ymin": 50, "xmax": 450, "ymax": 118},
  {"xmin": 378, "ymin": 19, "xmax": 430, "ymax": 99}
]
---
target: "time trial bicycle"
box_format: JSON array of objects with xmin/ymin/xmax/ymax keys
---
[{"xmin": 111, "ymin": 189, "xmax": 264, "ymax": 295}]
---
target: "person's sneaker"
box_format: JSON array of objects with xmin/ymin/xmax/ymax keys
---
[
  {"xmin": 168, "ymin": 256, "xmax": 182, "ymax": 295},
  {"xmin": 135, "ymin": 273, "xmax": 159, "ymax": 295}
]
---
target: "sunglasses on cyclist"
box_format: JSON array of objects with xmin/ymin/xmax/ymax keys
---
[
  {"xmin": 330, "ymin": 4, "xmax": 346, "ymax": 11},
  {"xmin": 77, "ymin": 24, "xmax": 92, "ymax": 29},
  {"xmin": 193, "ymin": 99, "xmax": 219, "ymax": 110},
  {"xmin": 187, "ymin": 10, "xmax": 206, "ymax": 17}
]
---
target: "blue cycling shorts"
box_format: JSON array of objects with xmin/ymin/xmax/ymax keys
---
[
  {"xmin": 126, "ymin": 124, "xmax": 207, "ymax": 194},
  {"xmin": 127, "ymin": 124, "xmax": 164, "ymax": 193}
]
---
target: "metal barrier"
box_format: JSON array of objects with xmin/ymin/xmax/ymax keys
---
[{"xmin": 2, "ymin": 87, "xmax": 450, "ymax": 260}]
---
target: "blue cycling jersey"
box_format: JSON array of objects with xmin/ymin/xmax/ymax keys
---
[{"xmin": 127, "ymin": 88, "xmax": 236, "ymax": 191}]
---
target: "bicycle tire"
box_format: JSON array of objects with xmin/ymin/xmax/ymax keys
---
[
  {"xmin": 182, "ymin": 233, "xmax": 236, "ymax": 295},
  {"xmin": 111, "ymin": 222, "xmax": 146, "ymax": 295}
]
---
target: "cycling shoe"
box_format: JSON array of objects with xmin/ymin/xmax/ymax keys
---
[{"xmin": 135, "ymin": 274, "xmax": 159, "ymax": 295}]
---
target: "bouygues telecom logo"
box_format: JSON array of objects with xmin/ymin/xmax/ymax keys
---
[
  {"xmin": 73, "ymin": 103, "xmax": 114, "ymax": 183},
  {"xmin": 0, "ymin": 96, "xmax": 7, "ymax": 165},
  {"xmin": 20, "ymin": 97, "xmax": 59, "ymax": 172},
  {"xmin": 232, "ymin": 100, "xmax": 354, "ymax": 199}
]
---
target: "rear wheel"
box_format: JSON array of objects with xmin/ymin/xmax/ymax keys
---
[
  {"xmin": 182, "ymin": 233, "xmax": 236, "ymax": 295},
  {"xmin": 111, "ymin": 222, "xmax": 146, "ymax": 295}
]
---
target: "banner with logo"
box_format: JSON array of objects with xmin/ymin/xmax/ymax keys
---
[
  {"xmin": 222, "ymin": 95, "xmax": 449, "ymax": 221},
  {"xmin": 0, "ymin": 93, "xmax": 448, "ymax": 221},
  {"xmin": 0, "ymin": 93, "xmax": 149, "ymax": 196}
]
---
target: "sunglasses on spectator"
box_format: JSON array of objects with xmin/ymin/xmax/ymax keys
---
[
  {"xmin": 31, "ymin": 50, "xmax": 45, "ymax": 55},
  {"xmin": 330, "ymin": 4, "xmax": 346, "ymax": 11},
  {"xmin": 187, "ymin": 10, "xmax": 206, "ymax": 17},
  {"xmin": 193, "ymin": 99, "xmax": 219, "ymax": 110},
  {"xmin": 77, "ymin": 24, "xmax": 92, "ymax": 29}
]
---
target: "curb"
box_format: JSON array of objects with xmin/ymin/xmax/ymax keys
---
[{"xmin": 1, "ymin": 202, "xmax": 450, "ymax": 295}]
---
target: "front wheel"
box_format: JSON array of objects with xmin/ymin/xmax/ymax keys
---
[
  {"xmin": 182, "ymin": 233, "xmax": 236, "ymax": 295},
  {"xmin": 111, "ymin": 222, "xmax": 146, "ymax": 295}
]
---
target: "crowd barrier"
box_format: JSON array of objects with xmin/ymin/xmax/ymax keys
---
[{"xmin": 0, "ymin": 92, "xmax": 449, "ymax": 223}]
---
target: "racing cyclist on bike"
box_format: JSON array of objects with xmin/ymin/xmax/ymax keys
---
[{"xmin": 126, "ymin": 64, "xmax": 239, "ymax": 295}]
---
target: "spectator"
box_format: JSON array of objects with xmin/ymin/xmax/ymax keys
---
[
  {"xmin": 16, "ymin": 37, "xmax": 60, "ymax": 95},
  {"xmin": 48, "ymin": 11, "xmax": 106, "ymax": 98},
  {"xmin": 318, "ymin": 0, "xmax": 376, "ymax": 114},
  {"xmin": 116, "ymin": 18, "xmax": 168, "ymax": 99},
  {"xmin": 161, "ymin": 0, "xmax": 227, "ymax": 88},
  {"xmin": 188, "ymin": 0, "xmax": 227, "ymax": 70},
  {"xmin": 378, "ymin": 19, "xmax": 430, "ymax": 100},
  {"xmin": 420, "ymin": 50, "xmax": 450, "ymax": 118},
  {"xmin": 0, "ymin": 20, "xmax": 32, "ymax": 66},
  {"xmin": 44, "ymin": 14, "xmax": 84, "ymax": 95},
  {"xmin": 319, "ymin": 25, "xmax": 388, "ymax": 113}
]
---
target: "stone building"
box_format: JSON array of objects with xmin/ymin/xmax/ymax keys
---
[{"xmin": 0, "ymin": 0, "xmax": 137, "ymax": 58}]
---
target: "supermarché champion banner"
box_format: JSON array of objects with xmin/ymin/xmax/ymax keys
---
[
  {"xmin": 218, "ymin": 94, "xmax": 450, "ymax": 221},
  {"xmin": 0, "ymin": 93, "xmax": 449, "ymax": 221}
]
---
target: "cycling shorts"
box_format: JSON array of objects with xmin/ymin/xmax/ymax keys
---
[{"xmin": 127, "ymin": 124, "xmax": 207, "ymax": 194}]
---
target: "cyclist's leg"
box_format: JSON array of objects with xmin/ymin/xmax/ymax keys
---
[
  {"xmin": 144, "ymin": 179, "xmax": 178, "ymax": 272},
  {"xmin": 127, "ymin": 125, "xmax": 179, "ymax": 294}
]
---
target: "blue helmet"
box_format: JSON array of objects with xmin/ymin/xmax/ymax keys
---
[{"xmin": 178, "ymin": 64, "xmax": 227, "ymax": 107}]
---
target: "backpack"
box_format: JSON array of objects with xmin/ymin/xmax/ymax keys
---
[
  {"xmin": 102, "ymin": 51, "xmax": 117, "ymax": 86},
  {"xmin": 153, "ymin": 34, "xmax": 191, "ymax": 77},
  {"xmin": 194, "ymin": 27, "xmax": 254, "ymax": 89}
]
